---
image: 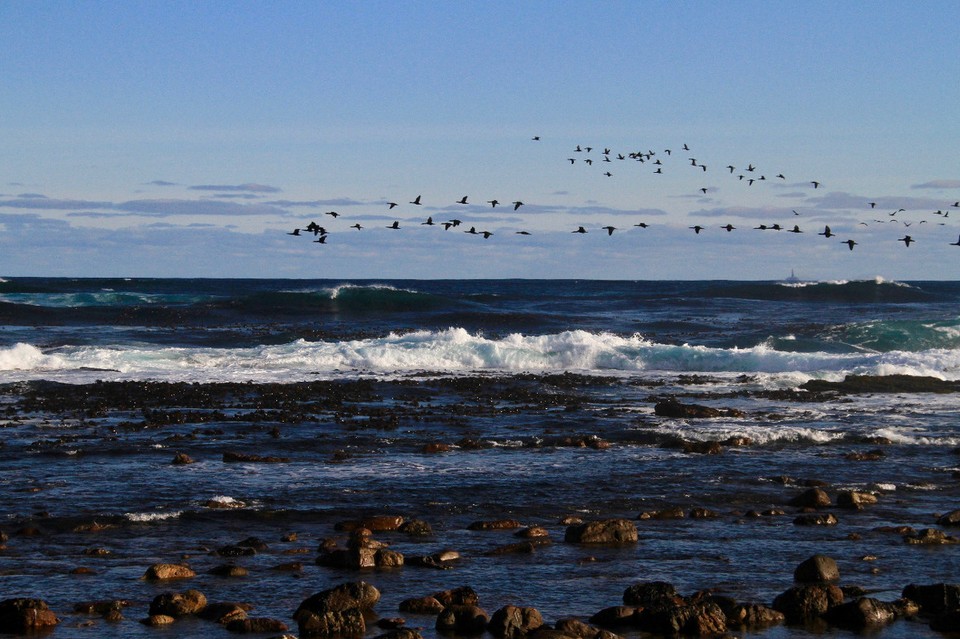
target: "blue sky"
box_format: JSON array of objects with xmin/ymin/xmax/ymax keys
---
[{"xmin": 1, "ymin": 1, "xmax": 958, "ymax": 280}]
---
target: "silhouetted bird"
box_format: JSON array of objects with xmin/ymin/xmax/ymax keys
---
[
  {"xmin": 314, "ymin": 235, "xmax": 327, "ymax": 244},
  {"xmin": 573, "ymin": 227, "xmax": 587, "ymax": 234},
  {"xmin": 899, "ymin": 235, "xmax": 914, "ymax": 247},
  {"xmin": 787, "ymin": 225, "xmax": 802, "ymax": 234},
  {"xmin": 634, "ymin": 223, "xmax": 649, "ymax": 228},
  {"xmin": 818, "ymin": 226, "xmax": 834, "ymax": 238},
  {"xmin": 515, "ymin": 230, "xmax": 531, "ymax": 235},
  {"xmin": 690, "ymin": 225, "xmax": 705, "ymax": 234},
  {"xmin": 721, "ymin": 224, "xmax": 735, "ymax": 232},
  {"xmin": 512, "ymin": 201, "xmax": 523, "ymax": 210},
  {"xmin": 387, "ymin": 221, "xmax": 400, "ymax": 229},
  {"xmin": 387, "ymin": 202, "xmax": 398, "ymax": 209},
  {"xmin": 602, "ymin": 226, "xmax": 617, "ymax": 235},
  {"xmin": 951, "ymin": 235, "xmax": 960, "ymax": 246},
  {"xmin": 457, "ymin": 196, "xmax": 468, "ymax": 204},
  {"xmin": 843, "ymin": 239, "xmax": 857, "ymax": 250},
  {"xmin": 811, "ymin": 181, "xmax": 820, "ymax": 189},
  {"xmin": 350, "ymin": 223, "xmax": 363, "ymax": 230},
  {"xmin": 422, "ymin": 217, "xmax": 434, "ymax": 225},
  {"xmin": 410, "ymin": 195, "xmax": 422, "ymax": 205},
  {"xmin": 488, "ymin": 200, "xmax": 499, "ymax": 207},
  {"xmin": 325, "ymin": 211, "xmax": 339, "ymax": 218},
  {"xmin": 287, "ymin": 228, "xmax": 301, "ymax": 236}
]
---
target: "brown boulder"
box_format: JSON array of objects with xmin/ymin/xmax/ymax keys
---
[
  {"xmin": 635, "ymin": 600, "xmax": 727, "ymax": 636},
  {"xmin": 788, "ymin": 487, "xmax": 831, "ymax": 508},
  {"xmin": 149, "ymin": 589, "xmax": 207, "ymax": 617},
  {"xmin": 488, "ymin": 605, "xmax": 544, "ymax": 638},
  {"xmin": 171, "ymin": 452, "xmax": 195, "ymax": 465},
  {"xmin": 902, "ymin": 583, "xmax": 960, "ymax": 614},
  {"xmin": 654, "ymin": 398, "xmax": 744, "ymax": 418},
  {"xmin": 225, "ymin": 617, "xmax": 289, "ymax": 633},
  {"xmin": 433, "ymin": 586, "xmax": 479, "ymax": 607},
  {"xmin": 823, "ymin": 597, "xmax": 899, "ymax": 630},
  {"xmin": 638, "ymin": 506, "xmax": 685, "ymax": 520},
  {"xmin": 794, "ymin": 554, "xmax": 840, "ymax": 583},
  {"xmin": 399, "ymin": 596, "xmax": 444, "ymax": 614},
  {"xmin": 904, "ymin": 528, "xmax": 960, "ymax": 544},
  {"xmin": 436, "ymin": 605, "xmax": 489, "ymax": 634},
  {"xmin": 297, "ymin": 608, "xmax": 366, "ymax": 638},
  {"xmin": 144, "ymin": 563, "xmax": 196, "ymax": 580},
  {"xmin": 564, "ymin": 519, "xmax": 638, "ymax": 544},
  {"xmin": 141, "ymin": 614, "xmax": 176, "ymax": 626},
  {"xmin": 793, "ymin": 513, "xmax": 838, "ymax": 526},
  {"xmin": 937, "ymin": 509, "xmax": 960, "ymax": 526},
  {"xmin": 0, "ymin": 598, "xmax": 59, "ymax": 633},
  {"xmin": 588, "ymin": 606, "xmax": 638, "ymax": 628},
  {"xmin": 623, "ymin": 581, "xmax": 679, "ymax": 607},
  {"xmin": 837, "ymin": 490, "xmax": 878, "ymax": 509},
  {"xmin": 375, "ymin": 629, "xmax": 425, "ymax": 639},
  {"xmin": 468, "ymin": 519, "xmax": 522, "ymax": 531},
  {"xmin": 198, "ymin": 601, "xmax": 252, "ymax": 624},
  {"xmin": 295, "ymin": 581, "xmax": 381, "ymax": 616},
  {"xmin": 723, "ymin": 603, "xmax": 784, "ymax": 629},
  {"xmin": 772, "ymin": 584, "xmax": 844, "ymax": 624}
]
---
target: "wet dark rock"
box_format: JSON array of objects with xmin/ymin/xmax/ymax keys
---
[
  {"xmin": 554, "ymin": 617, "xmax": 619, "ymax": 639},
  {"xmin": 433, "ymin": 586, "xmax": 479, "ymax": 607},
  {"xmin": 0, "ymin": 598, "xmax": 59, "ymax": 633},
  {"xmin": 931, "ymin": 609, "xmax": 960, "ymax": 631},
  {"xmin": 436, "ymin": 604, "xmax": 490, "ymax": 635},
  {"xmin": 515, "ymin": 526, "xmax": 550, "ymax": 538},
  {"xmin": 74, "ymin": 600, "xmax": 131, "ymax": 617},
  {"xmin": 902, "ymin": 583, "xmax": 960, "ymax": 613},
  {"xmin": 680, "ymin": 440, "xmax": 724, "ymax": 455},
  {"xmin": 801, "ymin": 374, "xmax": 960, "ymax": 394},
  {"xmin": 295, "ymin": 581, "xmax": 381, "ymax": 616},
  {"xmin": 937, "ymin": 509, "xmax": 960, "ymax": 526},
  {"xmin": 822, "ymin": 597, "xmax": 900, "ymax": 630},
  {"xmin": 399, "ymin": 596, "xmax": 444, "ymax": 614},
  {"xmin": 198, "ymin": 601, "xmax": 253, "ymax": 624},
  {"xmin": 209, "ymin": 564, "xmax": 248, "ymax": 577},
  {"xmin": 623, "ymin": 581, "xmax": 680, "ymax": 607},
  {"xmin": 297, "ymin": 608, "xmax": 366, "ymax": 638},
  {"xmin": 689, "ymin": 507, "xmax": 718, "ymax": 519},
  {"xmin": 484, "ymin": 541, "xmax": 546, "ymax": 556},
  {"xmin": 141, "ymin": 613, "xmax": 175, "ymax": 626},
  {"xmin": 788, "ymin": 487, "xmax": 831, "ymax": 508},
  {"xmin": 217, "ymin": 544, "xmax": 257, "ymax": 557},
  {"xmin": 564, "ymin": 519, "xmax": 638, "ymax": 544},
  {"xmin": 638, "ymin": 506, "xmax": 685, "ymax": 520},
  {"xmin": 149, "ymin": 589, "xmax": 207, "ymax": 617},
  {"xmin": 468, "ymin": 519, "xmax": 522, "ymax": 531},
  {"xmin": 772, "ymin": 584, "xmax": 844, "ymax": 624},
  {"xmin": 407, "ymin": 549, "xmax": 460, "ymax": 569},
  {"xmin": 844, "ymin": 449, "xmax": 886, "ymax": 461},
  {"xmin": 654, "ymin": 398, "xmax": 745, "ymax": 418},
  {"xmin": 376, "ymin": 617, "xmax": 406, "ymax": 629},
  {"xmin": 635, "ymin": 600, "xmax": 727, "ymax": 636},
  {"xmin": 375, "ymin": 629, "xmax": 425, "ymax": 639},
  {"xmin": 794, "ymin": 554, "xmax": 840, "ymax": 583},
  {"xmin": 793, "ymin": 513, "xmax": 838, "ymax": 526},
  {"xmin": 225, "ymin": 617, "xmax": 289, "ymax": 633},
  {"xmin": 837, "ymin": 490, "xmax": 878, "ymax": 509},
  {"xmin": 171, "ymin": 452, "xmax": 195, "ymax": 465},
  {"xmin": 144, "ymin": 563, "xmax": 196, "ymax": 580},
  {"xmin": 904, "ymin": 528, "xmax": 960, "ymax": 544},
  {"xmin": 721, "ymin": 602, "xmax": 785, "ymax": 629},
  {"xmin": 488, "ymin": 605, "xmax": 544, "ymax": 638},
  {"xmin": 588, "ymin": 606, "xmax": 638, "ymax": 628},
  {"xmin": 336, "ymin": 515, "xmax": 405, "ymax": 532},
  {"xmin": 399, "ymin": 519, "xmax": 433, "ymax": 536}
]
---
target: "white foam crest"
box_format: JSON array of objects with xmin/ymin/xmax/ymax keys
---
[
  {"xmin": 5, "ymin": 329, "xmax": 960, "ymax": 383},
  {"xmin": 124, "ymin": 510, "xmax": 183, "ymax": 522},
  {"xmin": 0, "ymin": 343, "xmax": 48, "ymax": 370}
]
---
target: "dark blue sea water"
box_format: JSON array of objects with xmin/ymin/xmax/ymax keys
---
[{"xmin": 1, "ymin": 277, "xmax": 959, "ymax": 638}]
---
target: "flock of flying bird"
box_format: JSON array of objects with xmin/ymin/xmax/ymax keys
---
[{"xmin": 286, "ymin": 138, "xmax": 960, "ymax": 252}]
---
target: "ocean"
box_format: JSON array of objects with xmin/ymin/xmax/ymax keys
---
[{"xmin": 1, "ymin": 276, "xmax": 959, "ymax": 637}]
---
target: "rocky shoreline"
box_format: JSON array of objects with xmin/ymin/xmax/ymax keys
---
[{"xmin": 1, "ymin": 374, "xmax": 959, "ymax": 637}]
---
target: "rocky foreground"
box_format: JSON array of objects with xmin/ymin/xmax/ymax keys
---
[
  {"xmin": 3, "ymin": 535, "xmax": 960, "ymax": 637},
  {"xmin": 2, "ymin": 374, "xmax": 960, "ymax": 637}
]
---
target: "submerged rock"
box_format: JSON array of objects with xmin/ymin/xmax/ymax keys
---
[
  {"xmin": 794, "ymin": 554, "xmax": 840, "ymax": 583},
  {"xmin": 564, "ymin": 519, "xmax": 638, "ymax": 544}
]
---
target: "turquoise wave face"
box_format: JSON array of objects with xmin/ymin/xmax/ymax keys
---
[{"xmin": 826, "ymin": 318, "xmax": 960, "ymax": 353}]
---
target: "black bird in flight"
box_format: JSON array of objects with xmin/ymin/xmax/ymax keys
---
[
  {"xmin": 842, "ymin": 239, "xmax": 857, "ymax": 250},
  {"xmin": 488, "ymin": 199, "xmax": 499, "ymax": 207},
  {"xmin": 899, "ymin": 235, "xmax": 914, "ymax": 247},
  {"xmin": 634, "ymin": 222, "xmax": 649, "ymax": 229},
  {"xmin": 811, "ymin": 181, "xmax": 821, "ymax": 189},
  {"xmin": 287, "ymin": 228, "xmax": 301, "ymax": 236},
  {"xmin": 602, "ymin": 226, "xmax": 617, "ymax": 235},
  {"xmin": 387, "ymin": 202, "xmax": 398, "ymax": 209},
  {"xmin": 690, "ymin": 225, "xmax": 705, "ymax": 234},
  {"xmin": 950, "ymin": 235, "xmax": 960, "ymax": 246},
  {"xmin": 818, "ymin": 226, "xmax": 834, "ymax": 238},
  {"xmin": 573, "ymin": 226, "xmax": 587, "ymax": 234},
  {"xmin": 512, "ymin": 201, "xmax": 523, "ymax": 210},
  {"xmin": 314, "ymin": 235, "xmax": 327, "ymax": 244},
  {"xmin": 720, "ymin": 224, "xmax": 735, "ymax": 232},
  {"xmin": 325, "ymin": 211, "xmax": 339, "ymax": 218},
  {"xmin": 350, "ymin": 223, "xmax": 363, "ymax": 230},
  {"xmin": 410, "ymin": 195, "xmax": 422, "ymax": 205},
  {"xmin": 387, "ymin": 221, "xmax": 400, "ymax": 229},
  {"xmin": 456, "ymin": 196, "xmax": 468, "ymax": 204},
  {"xmin": 422, "ymin": 217, "xmax": 434, "ymax": 226},
  {"xmin": 787, "ymin": 225, "xmax": 803, "ymax": 234}
]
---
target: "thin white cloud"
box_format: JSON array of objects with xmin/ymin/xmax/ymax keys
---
[
  {"xmin": 912, "ymin": 180, "xmax": 960, "ymax": 189},
  {"xmin": 188, "ymin": 183, "xmax": 282, "ymax": 193}
]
